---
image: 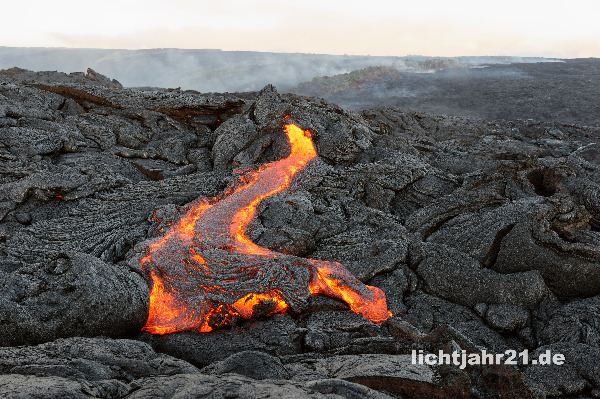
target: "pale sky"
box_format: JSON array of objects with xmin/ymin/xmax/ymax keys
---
[{"xmin": 3, "ymin": 0, "xmax": 599, "ymax": 57}]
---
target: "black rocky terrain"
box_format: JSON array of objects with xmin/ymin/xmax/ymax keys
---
[
  {"xmin": 0, "ymin": 67, "xmax": 599, "ymax": 398},
  {"xmin": 293, "ymin": 58, "xmax": 600, "ymax": 128}
]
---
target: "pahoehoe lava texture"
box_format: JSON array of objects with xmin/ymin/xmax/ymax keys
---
[
  {"xmin": 136, "ymin": 123, "xmax": 389, "ymax": 334},
  {"xmin": 1, "ymin": 67, "xmax": 600, "ymax": 398}
]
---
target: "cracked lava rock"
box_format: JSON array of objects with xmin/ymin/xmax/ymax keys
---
[
  {"xmin": 2, "ymin": 67, "xmax": 600, "ymax": 399},
  {"xmin": 134, "ymin": 123, "xmax": 390, "ymax": 334}
]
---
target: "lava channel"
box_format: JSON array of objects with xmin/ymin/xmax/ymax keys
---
[{"xmin": 136, "ymin": 122, "xmax": 391, "ymax": 334}]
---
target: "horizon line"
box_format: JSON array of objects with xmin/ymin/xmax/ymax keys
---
[{"xmin": 1, "ymin": 45, "xmax": 593, "ymax": 60}]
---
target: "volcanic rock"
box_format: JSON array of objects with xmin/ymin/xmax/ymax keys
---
[
  {"xmin": 0, "ymin": 337, "xmax": 199, "ymax": 398},
  {"xmin": 126, "ymin": 374, "xmax": 396, "ymax": 399},
  {"xmin": 0, "ymin": 251, "xmax": 148, "ymax": 346},
  {"xmin": 492, "ymin": 197, "xmax": 600, "ymax": 297},
  {"xmin": 405, "ymin": 292, "xmax": 514, "ymax": 353},
  {"xmin": 284, "ymin": 354, "xmax": 464, "ymax": 398},
  {"xmin": 0, "ymin": 337, "xmax": 199, "ymax": 379},
  {"xmin": 484, "ymin": 303, "xmax": 530, "ymax": 333},
  {"xmin": 537, "ymin": 295, "xmax": 600, "ymax": 346},
  {"xmin": 1, "ymin": 67, "xmax": 600, "ymax": 398},
  {"xmin": 138, "ymin": 314, "xmax": 303, "ymax": 367},
  {"xmin": 412, "ymin": 242, "xmax": 549, "ymax": 310},
  {"xmin": 523, "ymin": 343, "xmax": 600, "ymax": 398},
  {"xmin": 200, "ymin": 350, "xmax": 290, "ymax": 380}
]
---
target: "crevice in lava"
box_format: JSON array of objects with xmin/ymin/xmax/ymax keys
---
[
  {"xmin": 482, "ymin": 223, "xmax": 516, "ymax": 268},
  {"xmin": 423, "ymin": 214, "xmax": 459, "ymax": 240},
  {"xmin": 590, "ymin": 218, "xmax": 600, "ymax": 232},
  {"xmin": 132, "ymin": 163, "xmax": 164, "ymax": 181},
  {"xmin": 527, "ymin": 168, "xmax": 560, "ymax": 197},
  {"xmin": 151, "ymin": 101, "xmax": 244, "ymax": 128},
  {"xmin": 134, "ymin": 121, "xmax": 391, "ymax": 334},
  {"xmin": 30, "ymin": 84, "xmax": 122, "ymax": 111}
]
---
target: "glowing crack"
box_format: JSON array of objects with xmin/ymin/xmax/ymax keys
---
[{"xmin": 136, "ymin": 122, "xmax": 391, "ymax": 334}]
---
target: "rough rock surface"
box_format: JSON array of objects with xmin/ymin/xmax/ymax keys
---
[{"xmin": 1, "ymin": 67, "xmax": 599, "ymax": 397}]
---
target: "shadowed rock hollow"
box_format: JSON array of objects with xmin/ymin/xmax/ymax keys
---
[{"xmin": 1, "ymin": 67, "xmax": 599, "ymax": 398}]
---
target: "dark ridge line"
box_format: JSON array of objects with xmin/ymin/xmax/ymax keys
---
[{"xmin": 30, "ymin": 84, "xmax": 122, "ymax": 110}]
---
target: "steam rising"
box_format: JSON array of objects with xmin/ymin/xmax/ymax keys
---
[{"xmin": 0, "ymin": 47, "xmax": 557, "ymax": 92}]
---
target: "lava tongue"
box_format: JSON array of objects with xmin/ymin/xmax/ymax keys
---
[{"xmin": 137, "ymin": 123, "xmax": 391, "ymax": 334}]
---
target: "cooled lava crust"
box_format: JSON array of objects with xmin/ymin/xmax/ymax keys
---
[{"xmin": 135, "ymin": 122, "xmax": 390, "ymax": 334}]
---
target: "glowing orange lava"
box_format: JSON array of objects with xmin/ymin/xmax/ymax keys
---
[{"xmin": 137, "ymin": 122, "xmax": 390, "ymax": 334}]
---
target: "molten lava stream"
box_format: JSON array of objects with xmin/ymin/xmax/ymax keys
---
[{"xmin": 140, "ymin": 123, "xmax": 391, "ymax": 334}]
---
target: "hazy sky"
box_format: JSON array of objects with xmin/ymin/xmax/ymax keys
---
[{"xmin": 3, "ymin": 0, "xmax": 599, "ymax": 57}]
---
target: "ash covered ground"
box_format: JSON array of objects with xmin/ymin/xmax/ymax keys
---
[{"xmin": 0, "ymin": 67, "xmax": 599, "ymax": 398}]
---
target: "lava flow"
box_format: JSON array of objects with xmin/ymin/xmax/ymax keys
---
[{"xmin": 137, "ymin": 122, "xmax": 391, "ymax": 334}]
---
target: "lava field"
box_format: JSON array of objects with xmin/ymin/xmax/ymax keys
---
[{"xmin": 1, "ymin": 67, "xmax": 600, "ymax": 398}]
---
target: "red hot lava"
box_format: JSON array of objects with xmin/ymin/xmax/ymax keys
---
[{"xmin": 137, "ymin": 122, "xmax": 391, "ymax": 334}]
